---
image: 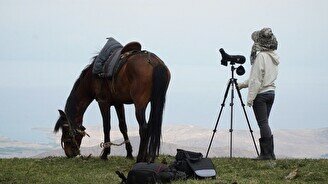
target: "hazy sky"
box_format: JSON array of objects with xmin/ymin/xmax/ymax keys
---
[{"xmin": 0, "ymin": 0, "xmax": 327, "ymax": 143}]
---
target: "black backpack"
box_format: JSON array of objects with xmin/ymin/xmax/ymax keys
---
[
  {"xmin": 172, "ymin": 149, "xmax": 216, "ymax": 179},
  {"xmin": 116, "ymin": 162, "xmax": 186, "ymax": 184}
]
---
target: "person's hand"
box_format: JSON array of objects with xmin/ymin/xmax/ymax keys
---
[{"xmin": 238, "ymin": 83, "xmax": 246, "ymax": 90}]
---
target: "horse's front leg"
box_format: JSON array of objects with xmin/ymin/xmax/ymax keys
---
[
  {"xmin": 98, "ymin": 102, "xmax": 111, "ymax": 160},
  {"xmin": 114, "ymin": 104, "xmax": 133, "ymax": 159}
]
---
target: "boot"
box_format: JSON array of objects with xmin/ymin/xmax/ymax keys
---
[
  {"xmin": 256, "ymin": 135, "xmax": 276, "ymax": 160},
  {"xmin": 270, "ymin": 135, "xmax": 276, "ymax": 160}
]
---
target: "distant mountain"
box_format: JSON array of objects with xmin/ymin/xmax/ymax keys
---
[
  {"xmin": 32, "ymin": 125, "xmax": 328, "ymax": 159},
  {"xmin": 0, "ymin": 136, "xmax": 56, "ymax": 158},
  {"xmin": 321, "ymin": 154, "xmax": 328, "ymax": 158}
]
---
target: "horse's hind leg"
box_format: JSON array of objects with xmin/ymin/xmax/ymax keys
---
[
  {"xmin": 114, "ymin": 104, "xmax": 133, "ymax": 159},
  {"xmin": 98, "ymin": 102, "xmax": 111, "ymax": 160},
  {"xmin": 135, "ymin": 105, "xmax": 149, "ymax": 162}
]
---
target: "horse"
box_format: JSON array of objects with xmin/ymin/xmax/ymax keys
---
[{"xmin": 54, "ymin": 50, "xmax": 170, "ymax": 162}]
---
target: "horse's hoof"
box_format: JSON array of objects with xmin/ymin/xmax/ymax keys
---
[
  {"xmin": 100, "ymin": 155, "xmax": 108, "ymax": 160},
  {"xmin": 126, "ymin": 155, "xmax": 134, "ymax": 160}
]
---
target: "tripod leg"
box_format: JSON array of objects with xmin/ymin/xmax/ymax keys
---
[
  {"xmin": 206, "ymin": 80, "xmax": 232, "ymax": 158},
  {"xmin": 233, "ymin": 79, "xmax": 260, "ymax": 156},
  {"xmin": 230, "ymin": 78, "xmax": 234, "ymax": 158}
]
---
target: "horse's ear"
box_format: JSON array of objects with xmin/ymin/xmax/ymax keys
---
[
  {"xmin": 54, "ymin": 109, "xmax": 68, "ymax": 132},
  {"xmin": 58, "ymin": 109, "xmax": 66, "ymax": 117}
]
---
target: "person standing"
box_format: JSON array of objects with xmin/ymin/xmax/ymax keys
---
[{"xmin": 238, "ymin": 28, "xmax": 279, "ymax": 160}]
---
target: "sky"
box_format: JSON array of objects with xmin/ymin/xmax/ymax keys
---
[{"xmin": 0, "ymin": 0, "xmax": 328, "ymax": 144}]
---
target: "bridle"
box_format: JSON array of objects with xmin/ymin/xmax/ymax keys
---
[{"xmin": 61, "ymin": 120, "xmax": 89, "ymax": 154}]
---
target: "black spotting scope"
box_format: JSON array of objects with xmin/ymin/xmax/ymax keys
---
[{"xmin": 219, "ymin": 48, "xmax": 246, "ymax": 66}]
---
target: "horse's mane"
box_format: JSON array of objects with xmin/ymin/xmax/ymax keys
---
[
  {"xmin": 72, "ymin": 56, "xmax": 97, "ymax": 90},
  {"xmin": 64, "ymin": 57, "xmax": 96, "ymax": 121}
]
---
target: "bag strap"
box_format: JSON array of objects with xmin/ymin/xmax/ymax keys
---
[
  {"xmin": 183, "ymin": 151, "xmax": 203, "ymax": 162},
  {"xmin": 115, "ymin": 171, "xmax": 127, "ymax": 184}
]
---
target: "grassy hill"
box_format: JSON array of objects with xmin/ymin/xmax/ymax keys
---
[{"xmin": 0, "ymin": 156, "xmax": 327, "ymax": 184}]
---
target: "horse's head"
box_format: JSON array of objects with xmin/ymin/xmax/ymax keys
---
[{"xmin": 54, "ymin": 109, "xmax": 89, "ymax": 158}]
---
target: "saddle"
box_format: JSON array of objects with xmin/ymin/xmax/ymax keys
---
[{"xmin": 92, "ymin": 38, "xmax": 142, "ymax": 78}]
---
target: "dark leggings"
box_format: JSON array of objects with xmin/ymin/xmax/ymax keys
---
[{"xmin": 252, "ymin": 91, "xmax": 275, "ymax": 138}]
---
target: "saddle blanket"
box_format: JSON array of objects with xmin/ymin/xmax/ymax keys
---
[
  {"xmin": 92, "ymin": 37, "xmax": 142, "ymax": 78},
  {"xmin": 103, "ymin": 48, "xmax": 123, "ymax": 78},
  {"xmin": 92, "ymin": 37, "xmax": 123, "ymax": 77}
]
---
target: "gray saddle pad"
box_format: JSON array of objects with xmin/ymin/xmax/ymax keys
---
[
  {"xmin": 92, "ymin": 37, "xmax": 123, "ymax": 75},
  {"xmin": 102, "ymin": 48, "xmax": 123, "ymax": 78},
  {"xmin": 92, "ymin": 37, "xmax": 142, "ymax": 78}
]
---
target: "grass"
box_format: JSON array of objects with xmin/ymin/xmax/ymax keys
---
[{"xmin": 0, "ymin": 156, "xmax": 327, "ymax": 184}]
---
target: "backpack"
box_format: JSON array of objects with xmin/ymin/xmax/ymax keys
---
[
  {"xmin": 172, "ymin": 149, "xmax": 216, "ymax": 179},
  {"xmin": 116, "ymin": 162, "xmax": 186, "ymax": 184}
]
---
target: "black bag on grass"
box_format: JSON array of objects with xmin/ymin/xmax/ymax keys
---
[
  {"xmin": 172, "ymin": 149, "xmax": 216, "ymax": 179},
  {"xmin": 116, "ymin": 162, "xmax": 186, "ymax": 184}
]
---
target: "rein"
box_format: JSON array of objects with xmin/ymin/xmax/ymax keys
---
[
  {"xmin": 99, "ymin": 140, "xmax": 130, "ymax": 157},
  {"xmin": 100, "ymin": 140, "xmax": 130, "ymax": 148}
]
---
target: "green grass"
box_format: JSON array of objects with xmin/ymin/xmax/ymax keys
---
[{"xmin": 0, "ymin": 156, "xmax": 327, "ymax": 184}]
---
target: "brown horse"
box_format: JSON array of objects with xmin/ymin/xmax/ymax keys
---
[{"xmin": 54, "ymin": 50, "xmax": 170, "ymax": 162}]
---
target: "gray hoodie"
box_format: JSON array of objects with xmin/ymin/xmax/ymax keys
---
[{"xmin": 239, "ymin": 51, "xmax": 279, "ymax": 106}]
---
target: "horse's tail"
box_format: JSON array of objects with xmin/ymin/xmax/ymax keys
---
[{"xmin": 148, "ymin": 64, "xmax": 169, "ymax": 159}]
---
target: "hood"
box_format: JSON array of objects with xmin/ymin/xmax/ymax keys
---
[{"xmin": 266, "ymin": 51, "xmax": 280, "ymax": 65}]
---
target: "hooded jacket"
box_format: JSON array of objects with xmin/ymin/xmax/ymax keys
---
[{"xmin": 239, "ymin": 51, "xmax": 279, "ymax": 106}]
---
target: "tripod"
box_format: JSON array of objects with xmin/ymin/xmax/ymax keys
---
[{"xmin": 205, "ymin": 64, "xmax": 259, "ymax": 158}]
